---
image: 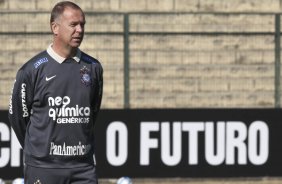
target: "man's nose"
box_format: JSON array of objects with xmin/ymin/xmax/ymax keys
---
[{"xmin": 76, "ymin": 24, "xmax": 84, "ymax": 32}]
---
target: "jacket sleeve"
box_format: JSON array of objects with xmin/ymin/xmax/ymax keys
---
[
  {"xmin": 92, "ymin": 63, "xmax": 103, "ymax": 122},
  {"xmin": 8, "ymin": 68, "xmax": 33, "ymax": 148}
]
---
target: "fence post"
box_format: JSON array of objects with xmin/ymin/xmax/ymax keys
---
[
  {"xmin": 124, "ymin": 13, "xmax": 130, "ymax": 109},
  {"xmin": 275, "ymin": 14, "xmax": 281, "ymax": 108}
]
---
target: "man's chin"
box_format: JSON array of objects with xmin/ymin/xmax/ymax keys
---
[{"xmin": 71, "ymin": 42, "xmax": 82, "ymax": 48}]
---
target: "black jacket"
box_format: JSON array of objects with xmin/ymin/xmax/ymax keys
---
[{"xmin": 8, "ymin": 47, "xmax": 103, "ymax": 168}]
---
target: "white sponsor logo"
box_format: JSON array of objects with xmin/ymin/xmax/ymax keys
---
[
  {"xmin": 21, "ymin": 83, "xmax": 29, "ymax": 117},
  {"xmin": 8, "ymin": 80, "xmax": 16, "ymax": 115},
  {"xmin": 49, "ymin": 141, "xmax": 91, "ymax": 156},
  {"xmin": 45, "ymin": 75, "xmax": 56, "ymax": 81},
  {"xmin": 48, "ymin": 96, "xmax": 90, "ymax": 124}
]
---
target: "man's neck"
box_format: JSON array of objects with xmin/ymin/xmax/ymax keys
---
[{"xmin": 52, "ymin": 42, "xmax": 77, "ymax": 59}]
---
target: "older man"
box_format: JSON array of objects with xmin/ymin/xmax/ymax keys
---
[{"xmin": 9, "ymin": 1, "xmax": 103, "ymax": 183}]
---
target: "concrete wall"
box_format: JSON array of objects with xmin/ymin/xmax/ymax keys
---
[
  {"xmin": 0, "ymin": 0, "xmax": 282, "ymax": 12},
  {"xmin": 0, "ymin": 1, "xmax": 281, "ymax": 109}
]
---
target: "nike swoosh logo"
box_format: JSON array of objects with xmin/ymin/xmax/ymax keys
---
[{"xmin": 46, "ymin": 75, "xmax": 56, "ymax": 81}]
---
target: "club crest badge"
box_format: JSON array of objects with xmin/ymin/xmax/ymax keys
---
[
  {"xmin": 34, "ymin": 179, "xmax": 42, "ymax": 184},
  {"xmin": 80, "ymin": 66, "xmax": 92, "ymax": 86}
]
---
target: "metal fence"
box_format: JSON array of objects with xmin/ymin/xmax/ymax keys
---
[{"xmin": 0, "ymin": 12, "xmax": 281, "ymax": 109}]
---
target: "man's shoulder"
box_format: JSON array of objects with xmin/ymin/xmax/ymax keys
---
[
  {"xmin": 20, "ymin": 50, "xmax": 49, "ymax": 71},
  {"xmin": 80, "ymin": 52, "xmax": 101, "ymax": 65}
]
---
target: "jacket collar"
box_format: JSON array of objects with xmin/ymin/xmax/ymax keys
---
[{"xmin": 47, "ymin": 44, "xmax": 81, "ymax": 64}]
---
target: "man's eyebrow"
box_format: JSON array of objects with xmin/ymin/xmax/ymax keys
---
[{"xmin": 71, "ymin": 20, "xmax": 86, "ymax": 24}]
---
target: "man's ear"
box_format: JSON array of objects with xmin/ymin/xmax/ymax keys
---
[{"xmin": 51, "ymin": 22, "xmax": 59, "ymax": 35}]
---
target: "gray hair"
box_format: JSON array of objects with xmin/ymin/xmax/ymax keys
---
[{"xmin": 50, "ymin": 1, "xmax": 84, "ymax": 24}]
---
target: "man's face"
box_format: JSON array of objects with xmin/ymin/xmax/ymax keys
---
[{"xmin": 54, "ymin": 7, "xmax": 85, "ymax": 48}]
